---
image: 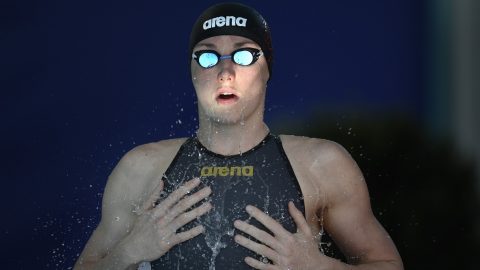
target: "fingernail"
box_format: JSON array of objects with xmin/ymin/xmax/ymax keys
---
[{"xmin": 246, "ymin": 205, "xmax": 253, "ymax": 213}]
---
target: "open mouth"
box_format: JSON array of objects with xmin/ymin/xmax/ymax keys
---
[{"xmin": 216, "ymin": 92, "xmax": 239, "ymax": 103}]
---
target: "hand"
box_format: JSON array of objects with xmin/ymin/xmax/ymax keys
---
[
  {"xmin": 120, "ymin": 178, "xmax": 212, "ymax": 264},
  {"xmin": 233, "ymin": 202, "xmax": 328, "ymax": 270}
]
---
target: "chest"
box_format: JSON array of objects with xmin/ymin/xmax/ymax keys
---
[{"xmin": 151, "ymin": 137, "xmax": 306, "ymax": 269}]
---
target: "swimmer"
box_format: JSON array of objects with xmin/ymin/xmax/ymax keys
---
[{"xmin": 74, "ymin": 3, "xmax": 403, "ymax": 270}]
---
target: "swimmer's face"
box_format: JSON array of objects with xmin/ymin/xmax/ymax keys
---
[{"xmin": 191, "ymin": 35, "xmax": 269, "ymax": 125}]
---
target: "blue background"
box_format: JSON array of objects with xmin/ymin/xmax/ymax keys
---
[{"xmin": 1, "ymin": 0, "xmax": 477, "ymax": 269}]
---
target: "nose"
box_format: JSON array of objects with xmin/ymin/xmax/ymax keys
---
[{"xmin": 217, "ymin": 57, "xmax": 235, "ymax": 82}]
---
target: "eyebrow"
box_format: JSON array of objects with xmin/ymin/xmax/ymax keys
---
[
  {"xmin": 233, "ymin": 41, "xmax": 258, "ymax": 48},
  {"xmin": 194, "ymin": 41, "xmax": 259, "ymax": 50},
  {"xmin": 195, "ymin": 42, "xmax": 216, "ymax": 48}
]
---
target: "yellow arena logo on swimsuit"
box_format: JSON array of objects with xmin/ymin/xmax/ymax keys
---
[{"xmin": 200, "ymin": 166, "xmax": 254, "ymax": 177}]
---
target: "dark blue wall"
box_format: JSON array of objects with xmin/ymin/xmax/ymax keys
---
[{"xmin": 5, "ymin": 0, "xmax": 463, "ymax": 269}]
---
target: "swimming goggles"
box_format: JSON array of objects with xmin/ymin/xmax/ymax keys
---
[{"xmin": 192, "ymin": 48, "xmax": 263, "ymax": 69}]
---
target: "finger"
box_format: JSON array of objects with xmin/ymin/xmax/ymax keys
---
[
  {"xmin": 234, "ymin": 220, "xmax": 282, "ymax": 252},
  {"xmin": 170, "ymin": 225, "xmax": 205, "ymax": 246},
  {"xmin": 234, "ymin": 234, "xmax": 279, "ymax": 263},
  {"xmin": 244, "ymin": 256, "xmax": 277, "ymax": 270},
  {"xmin": 246, "ymin": 205, "xmax": 290, "ymax": 239},
  {"xmin": 162, "ymin": 186, "xmax": 211, "ymax": 222},
  {"xmin": 165, "ymin": 201, "xmax": 212, "ymax": 230},
  {"xmin": 154, "ymin": 178, "xmax": 201, "ymax": 217},
  {"xmin": 288, "ymin": 201, "xmax": 312, "ymax": 236},
  {"xmin": 141, "ymin": 179, "xmax": 164, "ymax": 211}
]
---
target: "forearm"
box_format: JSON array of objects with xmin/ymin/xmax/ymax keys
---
[{"xmin": 73, "ymin": 242, "xmax": 139, "ymax": 270}]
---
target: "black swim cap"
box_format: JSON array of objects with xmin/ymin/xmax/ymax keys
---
[{"xmin": 189, "ymin": 2, "xmax": 273, "ymax": 78}]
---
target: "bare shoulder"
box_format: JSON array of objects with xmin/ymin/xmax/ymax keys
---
[
  {"xmin": 75, "ymin": 137, "xmax": 189, "ymax": 264},
  {"xmin": 117, "ymin": 137, "xmax": 188, "ymax": 171},
  {"xmin": 279, "ymin": 134, "xmax": 364, "ymax": 203},
  {"xmin": 279, "ymin": 134, "xmax": 353, "ymax": 168},
  {"xmin": 281, "ymin": 135, "xmax": 401, "ymax": 266},
  {"xmin": 104, "ymin": 137, "xmax": 188, "ymax": 205}
]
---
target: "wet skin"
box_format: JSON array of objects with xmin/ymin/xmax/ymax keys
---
[{"xmin": 74, "ymin": 34, "xmax": 403, "ymax": 270}]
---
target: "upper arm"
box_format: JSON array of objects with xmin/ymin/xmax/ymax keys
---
[
  {"xmin": 314, "ymin": 141, "xmax": 401, "ymax": 264},
  {"xmin": 75, "ymin": 145, "xmax": 158, "ymax": 265}
]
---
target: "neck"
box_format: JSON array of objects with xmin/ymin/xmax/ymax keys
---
[{"xmin": 196, "ymin": 115, "xmax": 270, "ymax": 156}]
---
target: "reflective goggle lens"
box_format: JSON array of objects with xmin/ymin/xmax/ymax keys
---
[
  {"xmin": 233, "ymin": 50, "xmax": 254, "ymax": 66},
  {"xmin": 198, "ymin": 52, "xmax": 219, "ymax": 68},
  {"xmin": 193, "ymin": 48, "xmax": 262, "ymax": 69}
]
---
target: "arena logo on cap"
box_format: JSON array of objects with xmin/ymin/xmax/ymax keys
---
[{"xmin": 203, "ymin": 16, "xmax": 247, "ymax": 30}]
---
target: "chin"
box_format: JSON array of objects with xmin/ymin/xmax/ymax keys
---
[
  {"xmin": 206, "ymin": 113, "xmax": 243, "ymax": 125},
  {"xmin": 199, "ymin": 100, "xmax": 261, "ymax": 126}
]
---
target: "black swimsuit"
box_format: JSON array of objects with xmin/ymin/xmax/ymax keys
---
[{"xmin": 151, "ymin": 133, "xmax": 305, "ymax": 269}]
